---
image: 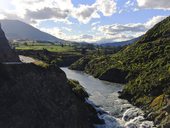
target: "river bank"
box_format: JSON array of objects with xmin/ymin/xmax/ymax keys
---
[
  {"xmin": 68, "ymin": 17, "xmax": 170, "ymax": 127},
  {"xmin": 61, "ymin": 67, "xmax": 154, "ymax": 128}
]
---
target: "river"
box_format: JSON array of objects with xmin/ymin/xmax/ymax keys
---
[{"xmin": 61, "ymin": 67, "xmax": 154, "ymax": 128}]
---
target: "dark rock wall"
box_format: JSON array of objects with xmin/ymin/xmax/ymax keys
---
[
  {"xmin": 0, "ymin": 24, "xmax": 19, "ymax": 62},
  {"xmin": 0, "ymin": 64, "xmax": 100, "ymax": 128}
]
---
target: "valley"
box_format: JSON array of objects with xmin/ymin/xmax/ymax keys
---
[
  {"xmin": 0, "ymin": 1, "xmax": 169, "ymax": 127},
  {"xmin": 6, "ymin": 16, "xmax": 170, "ymax": 128}
]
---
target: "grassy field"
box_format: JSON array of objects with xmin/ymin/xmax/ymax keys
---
[
  {"xmin": 14, "ymin": 42, "xmax": 124, "ymax": 56},
  {"xmin": 15, "ymin": 44, "xmax": 77, "ymax": 53}
]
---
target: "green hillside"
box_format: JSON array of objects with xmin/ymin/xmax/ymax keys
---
[{"xmin": 70, "ymin": 16, "xmax": 170, "ymax": 127}]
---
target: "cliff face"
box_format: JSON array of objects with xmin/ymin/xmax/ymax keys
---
[
  {"xmin": 0, "ymin": 25, "xmax": 19, "ymax": 62},
  {"xmin": 0, "ymin": 64, "xmax": 100, "ymax": 128}
]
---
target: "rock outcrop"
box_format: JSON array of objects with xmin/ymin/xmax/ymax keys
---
[
  {"xmin": 99, "ymin": 68, "xmax": 128, "ymax": 84},
  {"xmin": 0, "ymin": 64, "xmax": 101, "ymax": 128},
  {"xmin": 0, "ymin": 23, "xmax": 19, "ymax": 62}
]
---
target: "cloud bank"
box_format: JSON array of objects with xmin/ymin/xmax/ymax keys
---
[{"xmin": 137, "ymin": 0, "xmax": 170, "ymax": 10}]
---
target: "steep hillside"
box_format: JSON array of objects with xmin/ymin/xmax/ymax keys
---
[
  {"xmin": 0, "ymin": 20, "xmax": 62, "ymax": 42},
  {"xmin": 70, "ymin": 16, "xmax": 170, "ymax": 127},
  {"xmin": 0, "ymin": 63, "xmax": 101, "ymax": 128},
  {"xmin": 0, "ymin": 24, "xmax": 20, "ymax": 62}
]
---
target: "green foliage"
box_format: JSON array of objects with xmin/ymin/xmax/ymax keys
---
[
  {"xmin": 69, "ymin": 56, "xmax": 95, "ymax": 71},
  {"xmin": 67, "ymin": 79, "xmax": 89, "ymax": 100},
  {"xmin": 70, "ymin": 16, "xmax": 170, "ymax": 126},
  {"xmin": 150, "ymin": 94, "xmax": 166, "ymax": 111},
  {"xmin": 16, "ymin": 43, "xmax": 77, "ymax": 53},
  {"xmin": 33, "ymin": 60, "xmax": 49, "ymax": 68}
]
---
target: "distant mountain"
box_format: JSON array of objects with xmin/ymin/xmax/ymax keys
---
[
  {"xmin": 0, "ymin": 20, "xmax": 63, "ymax": 42},
  {"xmin": 99, "ymin": 37, "xmax": 141, "ymax": 47}
]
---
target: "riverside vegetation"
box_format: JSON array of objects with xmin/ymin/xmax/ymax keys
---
[
  {"xmin": 16, "ymin": 41, "xmax": 124, "ymax": 67},
  {"xmin": 69, "ymin": 16, "xmax": 170, "ymax": 127}
]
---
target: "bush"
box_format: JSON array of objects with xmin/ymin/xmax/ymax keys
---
[{"xmin": 67, "ymin": 79, "xmax": 89, "ymax": 100}]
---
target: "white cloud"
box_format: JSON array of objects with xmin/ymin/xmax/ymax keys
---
[
  {"xmin": 40, "ymin": 27, "xmax": 80, "ymax": 42},
  {"xmin": 119, "ymin": 0, "xmax": 136, "ymax": 13},
  {"xmin": 97, "ymin": 15, "xmax": 167, "ymax": 42},
  {"xmin": 96, "ymin": 0, "xmax": 116, "ymax": 16},
  {"xmin": 0, "ymin": 0, "xmax": 168, "ymax": 43},
  {"xmin": 0, "ymin": 0, "xmax": 117, "ymax": 24},
  {"xmin": 72, "ymin": 0, "xmax": 116, "ymax": 24},
  {"xmin": 91, "ymin": 21, "xmax": 100, "ymax": 26},
  {"xmin": 40, "ymin": 26, "xmax": 137, "ymax": 43},
  {"xmin": 26, "ymin": 7, "xmax": 69, "ymax": 20},
  {"xmin": 72, "ymin": 4, "xmax": 100, "ymax": 24},
  {"xmin": 62, "ymin": 27, "xmax": 72, "ymax": 32},
  {"xmin": 137, "ymin": 0, "xmax": 170, "ymax": 10},
  {"xmin": 125, "ymin": 0, "xmax": 135, "ymax": 7},
  {"xmin": 40, "ymin": 27, "xmax": 81, "ymax": 42},
  {"xmin": 39, "ymin": 15, "xmax": 167, "ymax": 43},
  {"xmin": 80, "ymin": 34, "xmax": 93, "ymax": 39},
  {"xmin": 96, "ymin": 34, "xmax": 134, "ymax": 43},
  {"xmin": 145, "ymin": 16, "xmax": 167, "ymax": 28},
  {"xmin": 99, "ymin": 23, "xmax": 146, "ymax": 35},
  {"xmin": 0, "ymin": 14, "xmax": 6, "ymax": 19}
]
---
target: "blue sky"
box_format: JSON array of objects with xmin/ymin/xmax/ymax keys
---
[{"xmin": 0, "ymin": 0, "xmax": 170, "ymax": 43}]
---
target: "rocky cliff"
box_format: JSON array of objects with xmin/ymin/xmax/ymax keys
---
[
  {"xmin": 0, "ymin": 24, "xmax": 19, "ymax": 62},
  {"xmin": 0, "ymin": 63, "xmax": 100, "ymax": 128}
]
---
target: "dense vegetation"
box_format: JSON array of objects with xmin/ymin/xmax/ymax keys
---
[
  {"xmin": 16, "ymin": 41, "xmax": 125, "ymax": 67},
  {"xmin": 14, "ymin": 42, "xmax": 79, "ymax": 54},
  {"xmin": 70, "ymin": 16, "xmax": 170, "ymax": 127},
  {"xmin": 17, "ymin": 49, "xmax": 82, "ymax": 67},
  {"xmin": 68, "ymin": 79, "xmax": 89, "ymax": 100}
]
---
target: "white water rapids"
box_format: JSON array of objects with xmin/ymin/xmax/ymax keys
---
[{"xmin": 61, "ymin": 68, "xmax": 154, "ymax": 128}]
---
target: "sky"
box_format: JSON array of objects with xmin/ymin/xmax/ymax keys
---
[{"xmin": 0, "ymin": 0, "xmax": 170, "ymax": 43}]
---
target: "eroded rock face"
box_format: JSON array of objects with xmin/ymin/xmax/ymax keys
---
[
  {"xmin": 0, "ymin": 64, "xmax": 100, "ymax": 128},
  {"xmin": 0, "ymin": 24, "xmax": 19, "ymax": 62},
  {"xmin": 99, "ymin": 68, "xmax": 128, "ymax": 84}
]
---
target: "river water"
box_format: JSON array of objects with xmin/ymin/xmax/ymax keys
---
[{"xmin": 61, "ymin": 68, "xmax": 154, "ymax": 128}]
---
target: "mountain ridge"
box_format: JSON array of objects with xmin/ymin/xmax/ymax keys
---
[{"xmin": 0, "ymin": 19, "xmax": 63, "ymax": 42}]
